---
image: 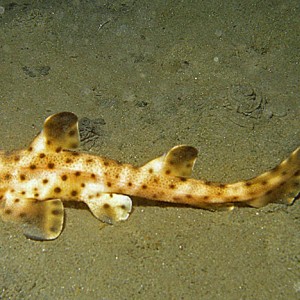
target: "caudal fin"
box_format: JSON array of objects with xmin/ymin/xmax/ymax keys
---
[{"xmin": 245, "ymin": 147, "xmax": 300, "ymax": 208}]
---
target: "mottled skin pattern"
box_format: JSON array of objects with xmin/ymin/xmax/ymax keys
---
[{"xmin": 0, "ymin": 112, "xmax": 299, "ymax": 240}]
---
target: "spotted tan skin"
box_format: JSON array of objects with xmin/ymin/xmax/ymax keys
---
[{"xmin": 0, "ymin": 112, "xmax": 299, "ymax": 240}]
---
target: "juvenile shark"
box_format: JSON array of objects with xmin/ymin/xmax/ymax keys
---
[{"xmin": 0, "ymin": 112, "xmax": 299, "ymax": 240}]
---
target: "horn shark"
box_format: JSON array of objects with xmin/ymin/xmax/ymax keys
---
[{"xmin": 0, "ymin": 112, "xmax": 299, "ymax": 240}]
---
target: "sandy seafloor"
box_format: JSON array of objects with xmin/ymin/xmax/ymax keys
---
[{"xmin": 0, "ymin": 0, "xmax": 299, "ymax": 299}]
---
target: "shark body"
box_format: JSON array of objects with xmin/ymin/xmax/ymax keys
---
[{"xmin": 0, "ymin": 112, "xmax": 299, "ymax": 240}]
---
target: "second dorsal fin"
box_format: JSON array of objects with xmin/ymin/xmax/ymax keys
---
[{"xmin": 141, "ymin": 145, "xmax": 198, "ymax": 177}]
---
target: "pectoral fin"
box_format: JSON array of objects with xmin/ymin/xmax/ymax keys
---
[
  {"xmin": 1, "ymin": 198, "xmax": 64, "ymax": 240},
  {"xmin": 85, "ymin": 193, "xmax": 132, "ymax": 224}
]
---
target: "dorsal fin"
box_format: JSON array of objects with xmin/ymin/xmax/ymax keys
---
[
  {"xmin": 163, "ymin": 145, "xmax": 198, "ymax": 177},
  {"xmin": 141, "ymin": 145, "xmax": 198, "ymax": 177},
  {"xmin": 30, "ymin": 112, "xmax": 80, "ymax": 152}
]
